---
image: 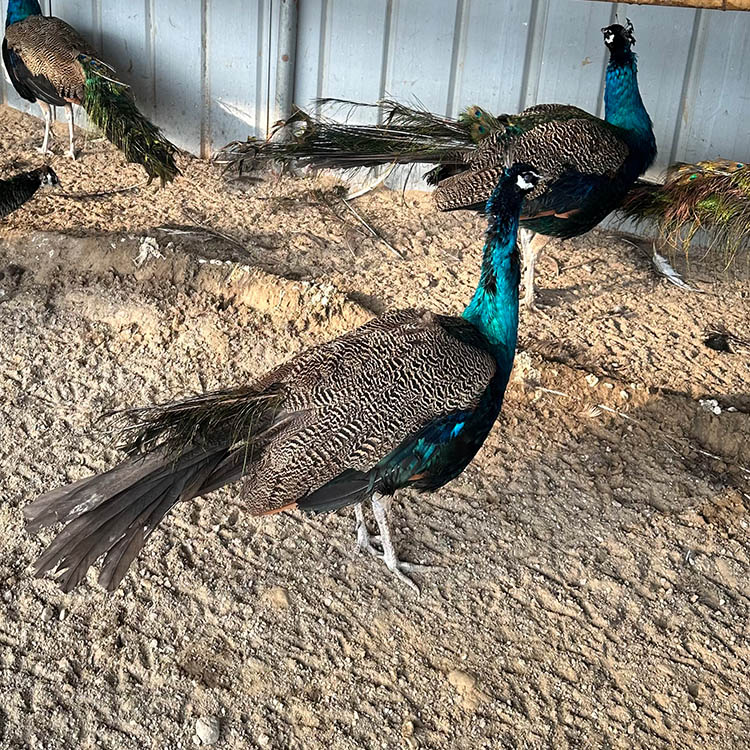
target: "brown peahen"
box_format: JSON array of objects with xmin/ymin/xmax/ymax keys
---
[
  {"xmin": 220, "ymin": 22, "xmax": 656, "ymax": 309},
  {"xmin": 3, "ymin": 0, "xmax": 179, "ymax": 185},
  {"xmin": 0, "ymin": 165, "xmax": 58, "ymax": 218},
  {"xmin": 23, "ymin": 162, "xmax": 542, "ymax": 594},
  {"xmin": 619, "ymin": 158, "xmax": 750, "ymax": 262}
]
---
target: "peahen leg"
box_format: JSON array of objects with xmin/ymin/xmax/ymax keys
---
[
  {"xmin": 354, "ymin": 502, "xmax": 381, "ymax": 557},
  {"xmin": 65, "ymin": 103, "xmax": 76, "ymax": 160},
  {"xmin": 371, "ymin": 494, "xmax": 420, "ymax": 594},
  {"xmin": 521, "ymin": 230, "xmax": 553, "ymax": 309},
  {"xmin": 37, "ymin": 102, "xmax": 52, "ymax": 155}
]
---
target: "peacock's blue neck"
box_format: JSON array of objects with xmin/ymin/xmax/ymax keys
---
[
  {"xmin": 5, "ymin": 0, "xmax": 42, "ymax": 27},
  {"xmin": 604, "ymin": 50, "xmax": 656, "ymax": 166},
  {"xmin": 462, "ymin": 205, "xmax": 520, "ymax": 376}
]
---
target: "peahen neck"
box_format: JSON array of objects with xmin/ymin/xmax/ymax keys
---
[
  {"xmin": 462, "ymin": 194, "xmax": 521, "ymax": 375},
  {"xmin": 604, "ymin": 50, "xmax": 656, "ymax": 161},
  {"xmin": 5, "ymin": 0, "xmax": 42, "ymax": 27}
]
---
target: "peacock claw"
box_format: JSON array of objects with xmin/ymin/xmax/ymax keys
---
[
  {"xmin": 353, "ymin": 498, "xmax": 422, "ymax": 594},
  {"xmin": 385, "ymin": 562, "xmax": 421, "ymax": 595},
  {"xmin": 354, "ymin": 525, "xmax": 382, "ymax": 558}
]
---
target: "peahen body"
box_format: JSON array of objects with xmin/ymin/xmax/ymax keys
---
[
  {"xmin": 619, "ymin": 158, "xmax": 750, "ymax": 261},
  {"xmin": 22, "ymin": 162, "xmax": 541, "ymax": 594},
  {"xmin": 3, "ymin": 0, "xmax": 179, "ymax": 185},
  {"xmin": 222, "ymin": 22, "xmax": 656, "ymax": 308},
  {"xmin": 0, "ymin": 165, "xmax": 58, "ymax": 218}
]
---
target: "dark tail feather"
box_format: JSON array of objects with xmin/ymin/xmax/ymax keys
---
[
  {"xmin": 26, "ymin": 447, "xmax": 227, "ymax": 592},
  {"xmin": 215, "ymin": 99, "xmax": 477, "ymax": 176},
  {"xmin": 25, "ymin": 383, "xmax": 287, "ymax": 591},
  {"xmin": 298, "ymin": 469, "xmax": 377, "ymax": 514},
  {"xmin": 79, "ymin": 57, "xmax": 180, "ymax": 186}
]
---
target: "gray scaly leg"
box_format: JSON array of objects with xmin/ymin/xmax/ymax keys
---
[
  {"xmin": 354, "ymin": 502, "xmax": 381, "ymax": 557},
  {"xmin": 37, "ymin": 101, "xmax": 52, "ymax": 155},
  {"xmin": 65, "ymin": 103, "xmax": 76, "ymax": 160},
  {"xmin": 371, "ymin": 494, "xmax": 420, "ymax": 595},
  {"xmin": 521, "ymin": 230, "xmax": 553, "ymax": 310}
]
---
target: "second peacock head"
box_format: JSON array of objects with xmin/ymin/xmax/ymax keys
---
[{"xmin": 601, "ymin": 20, "xmax": 636, "ymax": 57}]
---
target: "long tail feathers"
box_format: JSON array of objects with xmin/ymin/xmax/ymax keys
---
[
  {"xmin": 26, "ymin": 448, "xmax": 225, "ymax": 592},
  {"xmin": 25, "ymin": 384, "xmax": 287, "ymax": 591},
  {"xmin": 215, "ymin": 99, "xmax": 489, "ymax": 176},
  {"xmin": 80, "ymin": 57, "xmax": 180, "ymax": 186},
  {"xmin": 620, "ymin": 159, "xmax": 750, "ymax": 262}
]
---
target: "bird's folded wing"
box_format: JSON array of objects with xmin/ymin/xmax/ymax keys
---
[
  {"xmin": 234, "ymin": 309, "xmax": 497, "ymax": 513},
  {"xmin": 436, "ymin": 117, "xmax": 630, "ymax": 212}
]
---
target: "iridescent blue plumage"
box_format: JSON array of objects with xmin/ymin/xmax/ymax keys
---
[{"xmin": 5, "ymin": 0, "xmax": 41, "ymax": 28}]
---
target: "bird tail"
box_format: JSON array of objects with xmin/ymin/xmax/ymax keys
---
[
  {"xmin": 619, "ymin": 159, "xmax": 750, "ymax": 263},
  {"xmin": 216, "ymin": 99, "xmax": 489, "ymax": 176},
  {"xmin": 79, "ymin": 57, "xmax": 180, "ymax": 186},
  {"xmin": 24, "ymin": 385, "xmax": 286, "ymax": 591}
]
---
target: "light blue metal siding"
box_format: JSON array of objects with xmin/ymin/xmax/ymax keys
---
[{"xmin": 2, "ymin": 0, "xmax": 749, "ymax": 172}]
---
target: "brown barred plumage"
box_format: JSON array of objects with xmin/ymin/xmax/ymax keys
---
[
  {"xmin": 434, "ymin": 108, "xmax": 630, "ymax": 211},
  {"xmin": 4, "ymin": 15, "xmax": 95, "ymax": 104}
]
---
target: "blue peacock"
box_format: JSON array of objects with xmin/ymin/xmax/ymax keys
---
[
  {"xmin": 3, "ymin": 0, "xmax": 179, "ymax": 185},
  {"xmin": 222, "ymin": 21, "xmax": 656, "ymax": 309},
  {"xmin": 23, "ymin": 162, "xmax": 541, "ymax": 594}
]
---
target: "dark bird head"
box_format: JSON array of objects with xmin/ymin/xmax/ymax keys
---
[
  {"xmin": 486, "ymin": 162, "xmax": 543, "ymax": 217},
  {"xmin": 38, "ymin": 166, "xmax": 60, "ymax": 188},
  {"xmin": 602, "ymin": 20, "xmax": 636, "ymax": 56}
]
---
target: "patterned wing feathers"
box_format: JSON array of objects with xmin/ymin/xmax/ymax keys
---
[
  {"xmin": 5, "ymin": 15, "xmax": 98, "ymax": 103},
  {"xmin": 435, "ymin": 116, "xmax": 631, "ymax": 212},
  {"xmin": 236, "ymin": 309, "xmax": 496, "ymax": 513}
]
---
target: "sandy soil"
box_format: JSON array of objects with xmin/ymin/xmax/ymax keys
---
[{"xmin": 1, "ymin": 105, "xmax": 749, "ymax": 749}]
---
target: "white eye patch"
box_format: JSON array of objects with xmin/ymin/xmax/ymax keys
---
[
  {"xmin": 604, "ymin": 32, "xmax": 614, "ymax": 44},
  {"xmin": 516, "ymin": 174, "xmax": 536, "ymax": 190}
]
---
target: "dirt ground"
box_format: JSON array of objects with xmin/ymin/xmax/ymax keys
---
[{"xmin": 1, "ymin": 105, "xmax": 749, "ymax": 750}]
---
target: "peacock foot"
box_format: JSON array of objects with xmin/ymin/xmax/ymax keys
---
[{"xmin": 379, "ymin": 548, "xmax": 422, "ymax": 596}]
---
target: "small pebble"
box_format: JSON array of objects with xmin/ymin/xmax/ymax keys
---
[
  {"xmin": 258, "ymin": 734, "xmax": 271, "ymax": 747},
  {"xmin": 195, "ymin": 716, "xmax": 220, "ymax": 745},
  {"xmin": 58, "ymin": 608, "xmax": 67, "ymax": 621},
  {"xmin": 585, "ymin": 374, "xmax": 599, "ymax": 387},
  {"xmin": 2, "ymin": 590, "xmax": 12, "ymax": 603},
  {"xmin": 41, "ymin": 605, "xmax": 55, "ymax": 623}
]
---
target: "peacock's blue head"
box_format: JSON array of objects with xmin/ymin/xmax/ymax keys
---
[
  {"xmin": 602, "ymin": 20, "xmax": 636, "ymax": 60},
  {"xmin": 486, "ymin": 163, "xmax": 543, "ymax": 217},
  {"xmin": 6, "ymin": 0, "xmax": 43, "ymax": 27}
]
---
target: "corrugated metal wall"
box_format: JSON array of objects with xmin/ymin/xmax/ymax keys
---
[{"xmin": 2, "ymin": 0, "xmax": 749, "ymax": 175}]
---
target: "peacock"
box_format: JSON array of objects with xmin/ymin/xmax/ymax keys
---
[
  {"xmin": 619, "ymin": 158, "xmax": 750, "ymax": 261},
  {"xmin": 22, "ymin": 161, "xmax": 541, "ymax": 594},
  {"xmin": 0, "ymin": 165, "xmax": 58, "ymax": 218},
  {"xmin": 220, "ymin": 22, "xmax": 656, "ymax": 309},
  {"xmin": 3, "ymin": 0, "xmax": 179, "ymax": 185}
]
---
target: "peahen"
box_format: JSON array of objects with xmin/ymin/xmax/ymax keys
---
[
  {"xmin": 221, "ymin": 22, "xmax": 656, "ymax": 309},
  {"xmin": 3, "ymin": 0, "xmax": 179, "ymax": 185},
  {"xmin": 0, "ymin": 165, "xmax": 58, "ymax": 218},
  {"xmin": 619, "ymin": 158, "xmax": 750, "ymax": 261},
  {"xmin": 23, "ymin": 162, "xmax": 541, "ymax": 594}
]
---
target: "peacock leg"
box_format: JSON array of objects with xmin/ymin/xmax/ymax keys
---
[
  {"xmin": 354, "ymin": 502, "xmax": 381, "ymax": 557},
  {"xmin": 371, "ymin": 494, "xmax": 420, "ymax": 594},
  {"xmin": 521, "ymin": 230, "xmax": 553, "ymax": 309},
  {"xmin": 37, "ymin": 102, "xmax": 52, "ymax": 155},
  {"xmin": 64, "ymin": 103, "xmax": 76, "ymax": 160}
]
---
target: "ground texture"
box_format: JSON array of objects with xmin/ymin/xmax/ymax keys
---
[{"xmin": 1, "ymin": 106, "xmax": 750, "ymax": 749}]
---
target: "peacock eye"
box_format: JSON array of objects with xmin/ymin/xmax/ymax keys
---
[{"xmin": 475, "ymin": 110, "xmax": 481, "ymax": 118}]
